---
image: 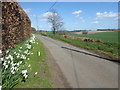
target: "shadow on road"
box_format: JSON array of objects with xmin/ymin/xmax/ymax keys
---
[{"xmin": 61, "ymin": 46, "xmax": 120, "ymax": 63}]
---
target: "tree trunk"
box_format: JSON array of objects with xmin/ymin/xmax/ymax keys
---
[{"xmin": 53, "ymin": 26, "xmax": 56, "ymax": 35}]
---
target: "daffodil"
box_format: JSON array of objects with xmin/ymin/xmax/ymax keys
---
[
  {"xmin": 28, "ymin": 64, "xmax": 31, "ymax": 67},
  {"xmin": 8, "ymin": 61, "xmax": 10, "ymax": 64},
  {"xmin": 19, "ymin": 61, "xmax": 22, "ymax": 64},
  {"xmin": 0, "ymin": 58, "xmax": 3, "ymax": 61},
  {"xmin": 6, "ymin": 50, "xmax": 9, "ymax": 54},
  {"xmin": 22, "ymin": 70, "xmax": 27, "ymax": 74},
  {"xmin": 38, "ymin": 52, "xmax": 40, "ymax": 56},
  {"xmin": 35, "ymin": 72, "xmax": 38, "ymax": 75},
  {"xmin": 24, "ymin": 74, "xmax": 28, "ymax": 79},
  {"xmin": 0, "ymin": 50, "xmax": 2, "ymax": 54},
  {"xmin": 5, "ymin": 65, "xmax": 8, "ymax": 69},
  {"xmin": 0, "ymin": 85, "xmax": 2, "ymax": 90}
]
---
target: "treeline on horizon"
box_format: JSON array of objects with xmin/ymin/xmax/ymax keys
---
[{"xmin": 35, "ymin": 29, "xmax": 120, "ymax": 32}]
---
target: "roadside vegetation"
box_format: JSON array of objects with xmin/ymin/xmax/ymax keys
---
[
  {"xmin": 38, "ymin": 31, "xmax": 119, "ymax": 61},
  {"xmin": 2, "ymin": 34, "xmax": 51, "ymax": 88}
]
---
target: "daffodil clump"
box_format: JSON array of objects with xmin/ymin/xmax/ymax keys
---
[{"xmin": 1, "ymin": 34, "xmax": 36, "ymax": 88}]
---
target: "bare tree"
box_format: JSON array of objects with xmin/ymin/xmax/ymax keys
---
[{"xmin": 47, "ymin": 10, "xmax": 64, "ymax": 34}]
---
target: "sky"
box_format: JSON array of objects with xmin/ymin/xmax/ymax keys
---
[{"xmin": 19, "ymin": 2, "xmax": 118, "ymax": 31}]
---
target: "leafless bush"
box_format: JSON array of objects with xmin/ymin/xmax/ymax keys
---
[{"xmin": 47, "ymin": 10, "xmax": 64, "ymax": 34}]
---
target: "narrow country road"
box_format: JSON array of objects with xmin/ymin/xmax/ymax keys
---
[{"xmin": 35, "ymin": 34, "xmax": 118, "ymax": 88}]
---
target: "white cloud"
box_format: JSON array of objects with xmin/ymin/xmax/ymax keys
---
[
  {"xmin": 40, "ymin": 12, "xmax": 58, "ymax": 22},
  {"xmin": 43, "ymin": 12, "xmax": 52, "ymax": 17},
  {"xmin": 92, "ymin": 21, "xmax": 99, "ymax": 24},
  {"xmin": 23, "ymin": 8, "xmax": 31, "ymax": 13},
  {"xmin": 72, "ymin": 10, "xmax": 82, "ymax": 15},
  {"xmin": 42, "ymin": 12, "xmax": 57, "ymax": 18},
  {"xmin": 72, "ymin": 10, "xmax": 84, "ymax": 20},
  {"xmin": 96, "ymin": 11, "xmax": 118, "ymax": 20},
  {"xmin": 96, "ymin": 12, "xmax": 101, "ymax": 15}
]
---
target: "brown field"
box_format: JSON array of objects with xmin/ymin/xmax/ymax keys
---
[{"xmin": 74, "ymin": 31, "xmax": 113, "ymax": 35}]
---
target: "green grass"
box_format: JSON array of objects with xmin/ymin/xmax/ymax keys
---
[
  {"xmin": 68, "ymin": 31, "xmax": 119, "ymax": 43},
  {"xmin": 46, "ymin": 32, "xmax": 60, "ymax": 36},
  {"xmin": 14, "ymin": 39, "xmax": 52, "ymax": 88},
  {"xmin": 32, "ymin": 31, "xmax": 42, "ymax": 35},
  {"xmin": 45, "ymin": 34, "xmax": 119, "ymax": 60}
]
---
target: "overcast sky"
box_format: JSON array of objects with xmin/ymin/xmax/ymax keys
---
[{"xmin": 19, "ymin": 2, "xmax": 118, "ymax": 31}]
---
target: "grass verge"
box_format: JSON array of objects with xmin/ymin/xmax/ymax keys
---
[
  {"xmin": 14, "ymin": 38, "xmax": 52, "ymax": 88},
  {"xmin": 42, "ymin": 34, "xmax": 119, "ymax": 61}
]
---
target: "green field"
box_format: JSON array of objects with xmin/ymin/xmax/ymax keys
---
[
  {"xmin": 68, "ymin": 31, "xmax": 119, "ymax": 43},
  {"xmin": 39, "ymin": 31, "xmax": 119, "ymax": 60}
]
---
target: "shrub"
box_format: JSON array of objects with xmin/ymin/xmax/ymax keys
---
[{"xmin": 82, "ymin": 31, "xmax": 88, "ymax": 34}]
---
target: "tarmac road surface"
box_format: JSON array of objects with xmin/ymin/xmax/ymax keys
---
[{"xmin": 35, "ymin": 34, "xmax": 118, "ymax": 88}]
